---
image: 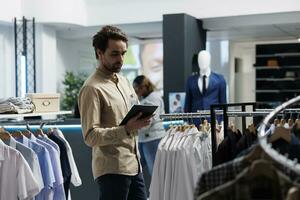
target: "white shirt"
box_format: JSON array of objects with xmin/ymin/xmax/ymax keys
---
[
  {"xmin": 150, "ymin": 128, "xmax": 174, "ymax": 200},
  {"xmin": 0, "ymin": 139, "xmax": 40, "ymax": 200},
  {"xmin": 198, "ymin": 69, "xmax": 211, "ymax": 93},
  {"xmin": 8, "ymin": 137, "xmax": 44, "ymax": 191}
]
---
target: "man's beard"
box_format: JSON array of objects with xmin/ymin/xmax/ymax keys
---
[{"xmin": 103, "ymin": 62, "xmax": 122, "ymax": 73}]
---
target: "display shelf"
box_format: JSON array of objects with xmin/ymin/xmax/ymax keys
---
[
  {"xmin": 256, "ymin": 78, "xmax": 297, "ymax": 81},
  {"xmin": 256, "ymin": 89, "xmax": 300, "ymax": 93},
  {"xmin": 0, "ymin": 110, "xmax": 72, "ymax": 119},
  {"xmin": 255, "ymin": 66, "xmax": 300, "ymax": 70},
  {"xmin": 255, "ymin": 43, "xmax": 300, "ymax": 108},
  {"xmin": 256, "ymin": 52, "xmax": 300, "ymax": 58}
]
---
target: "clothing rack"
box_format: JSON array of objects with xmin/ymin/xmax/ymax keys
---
[
  {"xmin": 160, "ymin": 104, "xmax": 300, "ymax": 167},
  {"xmin": 259, "ymin": 95, "xmax": 300, "ymax": 173},
  {"xmin": 210, "ymin": 102, "xmax": 256, "ymax": 166}
]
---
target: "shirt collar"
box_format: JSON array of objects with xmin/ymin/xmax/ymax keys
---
[
  {"xmin": 30, "ymin": 134, "xmax": 37, "ymax": 142},
  {"xmin": 96, "ymin": 66, "xmax": 118, "ymax": 82},
  {"xmin": 22, "ymin": 135, "xmax": 29, "ymax": 147},
  {"xmin": 9, "ymin": 137, "xmax": 17, "ymax": 149}
]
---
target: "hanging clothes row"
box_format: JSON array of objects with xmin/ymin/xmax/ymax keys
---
[
  {"xmin": 156, "ymin": 102, "xmax": 300, "ymax": 200},
  {"xmin": 0, "ymin": 125, "xmax": 81, "ymax": 200},
  {"xmin": 195, "ymin": 97, "xmax": 300, "ymax": 200},
  {"xmin": 149, "ymin": 122, "xmax": 212, "ymax": 200}
]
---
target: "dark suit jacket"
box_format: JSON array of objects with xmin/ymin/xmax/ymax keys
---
[{"xmin": 184, "ymin": 72, "xmax": 227, "ymax": 113}]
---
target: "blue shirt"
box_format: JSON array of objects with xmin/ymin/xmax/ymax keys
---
[
  {"xmin": 16, "ymin": 135, "xmax": 55, "ymax": 200},
  {"xmin": 31, "ymin": 135, "xmax": 66, "ymax": 200}
]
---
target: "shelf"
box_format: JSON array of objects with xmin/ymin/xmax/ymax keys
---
[
  {"xmin": 0, "ymin": 110, "xmax": 72, "ymax": 119},
  {"xmin": 255, "ymin": 66, "xmax": 300, "ymax": 70},
  {"xmin": 256, "ymin": 52, "xmax": 300, "ymax": 58},
  {"xmin": 256, "ymin": 90, "xmax": 300, "ymax": 93},
  {"xmin": 256, "ymin": 78, "xmax": 298, "ymax": 81}
]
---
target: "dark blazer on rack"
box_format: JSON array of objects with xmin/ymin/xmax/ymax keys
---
[{"xmin": 184, "ymin": 72, "xmax": 227, "ymax": 113}]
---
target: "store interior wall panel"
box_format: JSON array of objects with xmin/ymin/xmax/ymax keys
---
[{"xmin": 163, "ymin": 13, "xmax": 206, "ymax": 112}]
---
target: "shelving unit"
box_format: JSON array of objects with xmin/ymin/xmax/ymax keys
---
[
  {"xmin": 255, "ymin": 43, "xmax": 300, "ymax": 108},
  {"xmin": 0, "ymin": 110, "xmax": 72, "ymax": 119}
]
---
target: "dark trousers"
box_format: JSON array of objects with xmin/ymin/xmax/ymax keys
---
[{"xmin": 96, "ymin": 172, "xmax": 147, "ymax": 200}]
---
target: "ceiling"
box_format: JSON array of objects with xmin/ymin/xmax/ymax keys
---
[{"xmin": 53, "ymin": 11, "xmax": 300, "ymax": 43}]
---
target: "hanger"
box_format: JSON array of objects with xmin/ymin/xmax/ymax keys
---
[
  {"xmin": 26, "ymin": 123, "xmax": 32, "ymax": 132},
  {"xmin": 269, "ymin": 126, "xmax": 291, "ymax": 143},
  {"xmin": 22, "ymin": 129, "xmax": 32, "ymax": 138},
  {"xmin": 248, "ymin": 159, "xmax": 277, "ymax": 180},
  {"xmin": 40, "ymin": 121, "xmax": 46, "ymax": 129},
  {"xmin": 0, "ymin": 130, "xmax": 11, "ymax": 141},
  {"xmin": 47, "ymin": 127, "xmax": 55, "ymax": 135},
  {"xmin": 280, "ymin": 118, "xmax": 286, "ymax": 127},
  {"xmin": 229, "ymin": 120, "xmax": 237, "ymax": 133},
  {"xmin": 248, "ymin": 123, "xmax": 256, "ymax": 135},
  {"xmin": 288, "ymin": 118, "xmax": 294, "ymax": 128},
  {"xmin": 0, "ymin": 126, "xmax": 5, "ymax": 132},
  {"xmin": 35, "ymin": 128, "xmax": 45, "ymax": 137},
  {"xmin": 11, "ymin": 130, "xmax": 23, "ymax": 138},
  {"xmin": 243, "ymin": 144, "xmax": 269, "ymax": 164},
  {"xmin": 274, "ymin": 118, "xmax": 280, "ymax": 127}
]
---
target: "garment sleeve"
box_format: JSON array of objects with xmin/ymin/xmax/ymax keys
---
[
  {"xmin": 78, "ymin": 85, "xmax": 129, "ymax": 147},
  {"xmin": 17, "ymin": 152, "xmax": 40, "ymax": 200},
  {"xmin": 219, "ymin": 76, "xmax": 227, "ymax": 103},
  {"xmin": 184, "ymin": 77, "xmax": 192, "ymax": 113}
]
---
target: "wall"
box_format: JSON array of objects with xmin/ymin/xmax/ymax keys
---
[
  {"xmin": 56, "ymin": 37, "xmax": 95, "ymax": 93},
  {"xmin": 207, "ymin": 40, "xmax": 230, "ymax": 102},
  {"xmin": 1, "ymin": 0, "xmax": 300, "ymax": 26},
  {"xmin": 229, "ymin": 39, "xmax": 298, "ymax": 104},
  {"xmin": 0, "ymin": 26, "xmax": 15, "ymax": 98},
  {"xmin": 0, "ymin": 0, "xmax": 21, "ymax": 23},
  {"xmin": 35, "ymin": 25, "xmax": 58, "ymax": 93}
]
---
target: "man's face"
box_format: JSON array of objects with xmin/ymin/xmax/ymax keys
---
[
  {"xmin": 98, "ymin": 39, "xmax": 127, "ymax": 73},
  {"xmin": 141, "ymin": 43, "xmax": 163, "ymax": 90}
]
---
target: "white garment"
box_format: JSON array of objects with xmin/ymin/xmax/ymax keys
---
[
  {"xmin": 149, "ymin": 128, "xmax": 174, "ymax": 200},
  {"xmin": 171, "ymin": 128, "xmax": 196, "ymax": 200},
  {"xmin": 9, "ymin": 137, "xmax": 44, "ymax": 191},
  {"xmin": 53, "ymin": 128, "xmax": 82, "ymax": 187},
  {"xmin": 0, "ymin": 139, "xmax": 40, "ymax": 200},
  {"xmin": 138, "ymin": 91, "xmax": 166, "ymax": 142},
  {"xmin": 150, "ymin": 126, "xmax": 212, "ymax": 200}
]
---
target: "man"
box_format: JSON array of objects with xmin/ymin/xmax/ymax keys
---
[{"xmin": 78, "ymin": 25, "xmax": 151, "ymax": 200}]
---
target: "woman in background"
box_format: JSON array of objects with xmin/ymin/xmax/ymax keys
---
[{"xmin": 133, "ymin": 75, "xmax": 166, "ymax": 178}]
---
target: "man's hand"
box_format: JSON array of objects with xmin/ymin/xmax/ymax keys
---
[{"xmin": 125, "ymin": 112, "xmax": 153, "ymax": 133}]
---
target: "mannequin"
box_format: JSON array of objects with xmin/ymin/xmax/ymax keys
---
[
  {"xmin": 184, "ymin": 50, "xmax": 227, "ymax": 117},
  {"xmin": 197, "ymin": 50, "xmax": 211, "ymax": 94},
  {"xmin": 198, "ymin": 50, "xmax": 211, "ymax": 75}
]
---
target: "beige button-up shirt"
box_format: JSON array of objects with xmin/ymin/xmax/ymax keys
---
[{"xmin": 78, "ymin": 67, "xmax": 140, "ymax": 179}]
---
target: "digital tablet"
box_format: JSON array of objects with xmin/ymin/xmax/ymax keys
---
[{"xmin": 119, "ymin": 105, "xmax": 158, "ymax": 126}]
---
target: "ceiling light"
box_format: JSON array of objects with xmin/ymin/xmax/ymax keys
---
[{"xmin": 298, "ymin": 37, "xmax": 300, "ymax": 42}]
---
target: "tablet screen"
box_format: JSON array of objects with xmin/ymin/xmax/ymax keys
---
[{"xmin": 119, "ymin": 105, "xmax": 158, "ymax": 126}]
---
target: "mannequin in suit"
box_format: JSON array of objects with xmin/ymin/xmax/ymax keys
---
[{"xmin": 184, "ymin": 50, "xmax": 227, "ymax": 114}]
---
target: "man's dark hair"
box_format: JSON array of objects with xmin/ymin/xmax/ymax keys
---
[{"xmin": 92, "ymin": 25, "xmax": 128, "ymax": 59}]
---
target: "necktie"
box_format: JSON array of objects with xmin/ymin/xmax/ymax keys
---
[{"xmin": 203, "ymin": 75, "xmax": 207, "ymax": 95}]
